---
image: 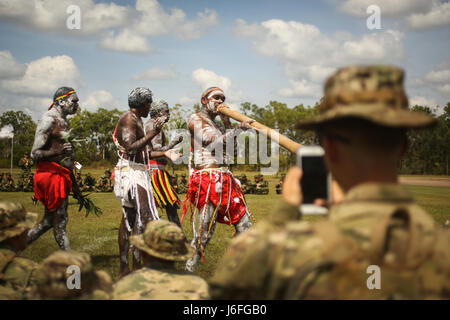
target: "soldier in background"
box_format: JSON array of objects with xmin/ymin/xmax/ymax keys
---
[
  {"xmin": 96, "ymin": 169, "xmax": 113, "ymax": 192},
  {"xmin": 82, "ymin": 173, "xmax": 96, "ymax": 192},
  {"xmin": 0, "ymin": 202, "xmax": 38, "ymax": 299},
  {"xmin": 254, "ymin": 174, "xmax": 269, "ymax": 195},
  {"xmin": 178, "ymin": 174, "xmax": 188, "ymax": 194},
  {"xmin": 275, "ymin": 174, "xmax": 286, "ymax": 194},
  {"xmin": 75, "ymin": 172, "xmax": 83, "ymax": 190},
  {"xmin": 172, "ymin": 174, "xmax": 179, "ymax": 194},
  {"xmin": 210, "ymin": 65, "xmax": 450, "ymax": 299},
  {"xmin": 112, "ymin": 220, "xmax": 209, "ymax": 300},
  {"xmin": 18, "ymin": 153, "xmax": 34, "ymax": 179},
  {"xmin": 4, "ymin": 173, "xmax": 16, "ymax": 192},
  {"xmin": 28, "ymin": 250, "xmax": 112, "ymax": 300}
]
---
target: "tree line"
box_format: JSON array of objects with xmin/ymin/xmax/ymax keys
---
[{"xmin": 0, "ymin": 101, "xmax": 448, "ymax": 175}]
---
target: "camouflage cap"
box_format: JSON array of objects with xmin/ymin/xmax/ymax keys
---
[
  {"xmin": 130, "ymin": 220, "xmax": 194, "ymax": 262},
  {"xmin": 296, "ymin": 65, "xmax": 436, "ymax": 130},
  {"xmin": 0, "ymin": 201, "xmax": 37, "ymax": 242},
  {"xmin": 33, "ymin": 250, "xmax": 112, "ymax": 300}
]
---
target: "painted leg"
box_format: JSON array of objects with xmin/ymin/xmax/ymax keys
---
[
  {"xmin": 165, "ymin": 205, "xmax": 182, "ymax": 228},
  {"xmin": 130, "ymin": 185, "xmax": 158, "ymax": 271},
  {"xmin": 233, "ymin": 210, "xmax": 252, "ymax": 235},
  {"xmin": 118, "ymin": 207, "xmax": 135, "ymax": 278},
  {"xmin": 186, "ymin": 203, "xmax": 217, "ymax": 273},
  {"xmin": 27, "ymin": 205, "xmax": 53, "ymax": 245},
  {"xmin": 52, "ymin": 198, "xmax": 70, "ymax": 250}
]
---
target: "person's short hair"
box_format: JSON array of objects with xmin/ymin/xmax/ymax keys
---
[
  {"xmin": 53, "ymin": 87, "xmax": 75, "ymax": 106},
  {"xmin": 128, "ymin": 87, "xmax": 153, "ymax": 109},
  {"xmin": 150, "ymin": 99, "xmax": 169, "ymax": 118},
  {"xmin": 318, "ymin": 118, "xmax": 407, "ymax": 153}
]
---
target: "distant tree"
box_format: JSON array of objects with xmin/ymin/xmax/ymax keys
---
[{"xmin": 0, "ymin": 110, "xmax": 37, "ymax": 166}]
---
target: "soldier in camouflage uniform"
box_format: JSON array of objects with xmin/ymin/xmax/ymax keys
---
[
  {"xmin": 113, "ymin": 220, "xmax": 209, "ymax": 300},
  {"xmin": 0, "ymin": 201, "xmax": 38, "ymax": 299},
  {"xmin": 178, "ymin": 174, "xmax": 188, "ymax": 194},
  {"xmin": 253, "ymin": 174, "xmax": 269, "ymax": 195},
  {"xmin": 275, "ymin": 174, "xmax": 286, "ymax": 194},
  {"xmin": 96, "ymin": 169, "xmax": 113, "ymax": 192},
  {"xmin": 18, "ymin": 153, "xmax": 34, "ymax": 179},
  {"xmin": 4, "ymin": 173, "xmax": 16, "ymax": 192},
  {"xmin": 82, "ymin": 173, "xmax": 96, "ymax": 192},
  {"xmin": 210, "ymin": 65, "xmax": 450, "ymax": 299},
  {"xmin": 28, "ymin": 250, "xmax": 112, "ymax": 300}
]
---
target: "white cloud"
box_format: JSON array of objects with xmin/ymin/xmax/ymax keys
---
[
  {"xmin": 406, "ymin": 2, "xmax": 450, "ymax": 30},
  {"xmin": 0, "ymin": 51, "xmax": 26, "ymax": 79},
  {"xmin": 134, "ymin": 0, "xmax": 218, "ymax": 39},
  {"xmin": 437, "ymin": 84, "xmax": 450, "ymax": 94},
  {"xmin": 0, "ymin": 0, "xmax": 219, "ymax": 54},
  {"xmin": 338, "ymin": 0, "xmax": 434, "ymax": 17},
  {"xmin": 425, "ymin": 69, "xmax": 450, "ymax": 83},
  {"xmin": 192, "ymin": 68, "xmax": 232, "ymax": 92},
  {"xmin": 99, "ymin": 29, "xmax": 153, "ymax": 54},
  {"xmin": 0, "ymin": 124, "xmax": 14, "ymax": 139},
  {"xmin": 234, "ymin": 18, "xmax": 404, "ymax": 98},
  {"xmin": 82, "ymin": 90, "xmax": 119, "ymax": 112},
  {"xmin": 0, "ymin": 0, "xmax": 133, "ymax": 35},
  {"xmin": 410, "ymin": 96, "xmax": 437, "ymax": 108},
  {"xmin": 1, "ymin": 55, "xmax": 82, "ymax": 97},
  {"xmin": 278, "ymin": 80, "xmax": 319, "ymax": 98},
  {"xmin": 178, "ymin": 96, "xmax": 197, "ymax": 106},
  {"xmin": 131, "ymin": 67, "xmax": 178, "ymax": 81}
]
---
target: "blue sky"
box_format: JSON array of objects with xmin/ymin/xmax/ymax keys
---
[{"xmin": 0, "ymin": 0, "xmax": 449, "ymax": 120}]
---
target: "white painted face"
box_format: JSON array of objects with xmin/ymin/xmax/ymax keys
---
[
  {"xmin": 59, "ymin": 93, "xmax": 79, "ymax": 115},
  {"xmin": 206, "ymin": 90, "xmax": 225, "ymax": 114}
]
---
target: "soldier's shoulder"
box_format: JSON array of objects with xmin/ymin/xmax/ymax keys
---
[{"xmin": 113, "ymin": 268, "xmax": 209, "ymax": 300}]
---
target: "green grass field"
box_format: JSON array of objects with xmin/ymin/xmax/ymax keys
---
[{"xmin": 0, "ymin": 170, "xmax": 449, "ymax": 283}]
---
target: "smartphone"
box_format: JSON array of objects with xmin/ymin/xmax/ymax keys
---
[{"xmin": 296, "ymin": 146, "xmax": 331, "ymax": 215}]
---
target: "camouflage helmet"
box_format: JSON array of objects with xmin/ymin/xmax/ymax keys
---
[
  {"xmin": 130, "ymin": 220, "xmax": 194, "ymax": 262},
  {"xmin": 33, "ymin": 250, "xmax": 112, "ymax": 300},
  {"xmin": 296, "ymin": 65, "xmax": 436, "ymax": 130},
  {"xmin": 0, "ymin": 202, "xmax": 37, "ymax": 242}
]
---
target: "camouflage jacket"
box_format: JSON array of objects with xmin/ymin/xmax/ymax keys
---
[
  {"xmin": 210, "ymin": 183, "xmax": 450, "ymax": 299},
  {"xmin": 0, "ymin": 249, "xmax": 38, "ymax": 299},
  {"xmin": 112, "ymin": 267, "xmax": 210, "ymax": 300}
]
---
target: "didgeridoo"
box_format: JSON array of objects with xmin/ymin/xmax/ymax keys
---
[{"xmin": 217, "ymin": 105, "xmax": 302, "ymax": 153}]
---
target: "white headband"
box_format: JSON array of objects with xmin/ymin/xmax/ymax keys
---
[{"xmin": 207, "ymin": 90, "xmax": 224, "ymax": 99}]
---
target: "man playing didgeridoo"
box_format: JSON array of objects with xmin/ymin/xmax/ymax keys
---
[
  {"xmin": 28, "ymin": 87, "xmax": 79, "ymax": 250},
  {"xmin": 113, "ymin": 87, "xmax": 168, "ymax": 277},
  {"xmin": 182, "ymin": 87, "xmax": 255, "ymax": 272}
]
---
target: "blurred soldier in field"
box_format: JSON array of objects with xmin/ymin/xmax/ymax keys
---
[
  {"xmin": 178, "ymin": 174, "xmax": 188, "ymax": 194},
  {"xmin": 28, "ymin": 250, "xmax": 112, "ymax": 300},
  {"xmin": 96, "ymin": 169, "xmax": 113, "ymax": 192},
  {"xmin": 210, "ymin": 65, "xmax": 450, "ymax": 299},
  {"xmin": 4, "ymin": 173, "xmax": 16, "ymax": 192},
  {"xmin": 254, "ymin": 174, "xmax": 269, "ymax": 195},
  {"xmin": 82, "ymin": 173, "xmax": 96, "ymax": 192},
  {"xmin": 0, "ymin": 202, "xmax": 38, "ymax": 300},
  {"xmin": 236, "ymin": 174, "xmax": 251, "ymax": 194},
  {"xmin": 75, "ymin": 172, "xmax": 83, "ymax": 190},
  {"xmin": 172, "ymin": 174, "xmax": 179, "ymax": 194},
  {"xmin": 275, "ymin": 174, "xmax": 286, "ymax": 194},
  {"xmin": 18, "ymin": 153, "xmax": 34, "ymax": 179},
  {"xmin": 112, "ymin": 220, "xmax": 209, "ymax": 300}
]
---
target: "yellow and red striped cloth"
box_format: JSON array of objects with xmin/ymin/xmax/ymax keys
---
[{"xmin": 150, "ymin": 168, "xmax": 180, "ymax": 208}]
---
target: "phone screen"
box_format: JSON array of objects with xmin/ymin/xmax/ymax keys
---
[{"xmin": 300, "ymin": 156, "xmax": 328, "ymax": 204}]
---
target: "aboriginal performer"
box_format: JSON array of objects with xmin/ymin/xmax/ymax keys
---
[
  {"xmin": 112, "ymin": 87, "xmax": 167, "ymax": 277},
  {"xmin": 182, "ymin": 87, "xmax": 255, "ymax": 272},
  {"xmin": 28, "ymin": 87, "xmax": 79, "ymax": 250},
  {"xmin": 145, "ymin": 100, "xmax": 184, "ymax": 228}
]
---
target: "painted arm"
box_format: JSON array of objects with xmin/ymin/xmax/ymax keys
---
[{"xmin": 120, "ymin": 114, "xmax": 164, "ymax": 154}]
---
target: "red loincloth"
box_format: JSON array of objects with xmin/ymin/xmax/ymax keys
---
[
  {"xmin": 182, "ymin": 169, "xmax": 248, "ymax": 225},
  {"xmin": 34, "ymin": 162, "xmax": 72, "ymax": 211}
]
